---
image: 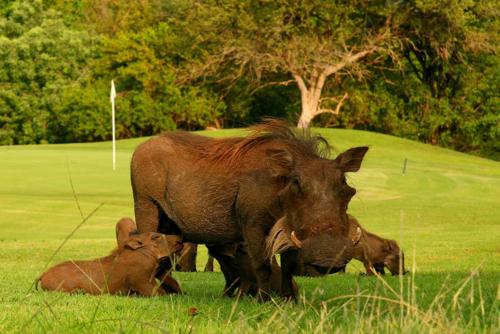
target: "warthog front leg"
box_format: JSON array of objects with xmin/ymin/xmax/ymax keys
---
[
  {"xmin": 204, "ymin": 255, "xmax": 215, "ymax": 272},
  {"xmin": 280, "ymin": 249, "xmax": 299, "ymax": 300},
  {"xmin": 155, "ymin": 259, "xmax": 182, "ymax": 294},
  {"xmin": 242, "ymin": 225, "xmax": 272, "ymax": 301},
  {"xmin": 207, "ymin": 245, "xmax": 241, "ymax": 297}
]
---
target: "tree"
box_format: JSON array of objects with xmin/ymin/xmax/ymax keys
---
[
  {"xmin": 170, "ymin": 0, "xmax": 397, "ymax": 128},
  {"xmin": 398, "ymin": 0, "xmax": 497, "ymax": 100},
  {"xmin": 95, "ymin": 21, "xmax": 226, "ymax": 132},
  {"xmin": 0, "ymin": 0, "xmax": 102, "ymax": 144},
  {"xmin": 312, "ymin": 0, "xmax": 499, "ymax": 157},
  {"xmin": 392, "ymin": 0, "xmax": 499, "ymax": 147}
]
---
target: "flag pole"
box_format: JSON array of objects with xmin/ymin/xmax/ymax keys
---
[{"xmin": 110, "ymin": 80, "xmax": 116, "ymax": 171}]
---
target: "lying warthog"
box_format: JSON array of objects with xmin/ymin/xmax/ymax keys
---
[
  {"xmin": 299, "ymin": 215, "xmax": 406, "ymax": 276},
  {"xmin": 39, "ymin": 232, "xmax": 183, "ymax": 296},
  {"xmin": 131, "ymin": 119, "xmax": 368, "ymax": 299},
  {"xmin": 115, "ymin": 217, "xmax": 183, "ymax": 293}
]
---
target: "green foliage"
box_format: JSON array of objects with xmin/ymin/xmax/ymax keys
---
[
  {"xmin": 47, "ymin": 83, "xmax": 110, "ymax": 143},
  {"xmin": 98, "ymin": 23, "xmax": 225, "ymax": 132},
  {"xmin": 0, "ymin": 1, "xmax": 100, "ymax": 144},
  {"xmin": 0, "ymin": 1, "xmax": 225, "ymax": 144},
  {"xmin": 319, "ymin": 83, "xmax": 499, "ymax": 159},
  {"xmin": 318, "ymin": 50, "xmax": 499, "ymax": 158},
  {"xmin": 0, "ymin": 0, "xmax": 498, "ymax": 159},
  {"xmin": 312, "ymin": 0, "xmax": 499, "ymax": 158}
]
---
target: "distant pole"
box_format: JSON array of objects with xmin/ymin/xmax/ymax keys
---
[
  {"xmin": 110, "ymin": 80, "xmax": 116, "ymax": 171},
  {"xmin": 402, "ymin": 158, "xmax": 408, "ymax": 175}
]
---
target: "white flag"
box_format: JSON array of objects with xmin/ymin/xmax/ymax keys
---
[
  {"xmin": 111, "ymin": 80, "xmax": 116, "ymax": 170},
  {"xmin": 110, "ymin": 80, "xmax": 116, "ymax": 102}
]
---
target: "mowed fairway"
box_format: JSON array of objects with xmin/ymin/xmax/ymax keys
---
[{"xmin": 0, "ymin": 128, "xmax": 498, "ymax": 333}]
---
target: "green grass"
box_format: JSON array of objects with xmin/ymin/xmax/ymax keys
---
[{"xmin": 0, "ymin": 128, "xmax": 499, "ymax": 333}]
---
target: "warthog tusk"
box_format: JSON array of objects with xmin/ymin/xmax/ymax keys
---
[
  {"xmin": 352, "ymin": 227, "xmax": 362, "ymax": 245},
  {"xmin": 290, "ymin": 231, "xmax": 303, "ymax": 248}
]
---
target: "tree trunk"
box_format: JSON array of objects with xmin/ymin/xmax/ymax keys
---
[
  {"xmin": 293, "ymin": 49, "xmax": 374, "ymax": 128},
  {"xmin": 297, "ymin": 112, "xmax": 313, "ymax": 128},
  {"xmin": 297, "ymin": 93, "xmax": 319, "ymax": 129},
  {"xmin": 294, "ymin": 74, "xmax": 321, "ymax": 129}
]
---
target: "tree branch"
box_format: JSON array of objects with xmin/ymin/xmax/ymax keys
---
[
  {"xmin": 291, "ymin": 72, "xmax": 308, "ymax": 95},
  {"xmin": 324, "ymin": 48, "xmax": 376, "ymax": 77},
  {"xmin": 315, "ymin": 92, "xmax": 349, "ymax": 116},
  {"xmin": 316, "ymin": 108, "xmax": 337, "ymax": 115},
  {"xmin": 310, "ymin": 67, "xmax": 319, "ymax": 90},
  {"xmin": 405, "ymin": 51, "xmax": 423, "ymax": 81},
  {"xmin": 250, "ymin": 79, "xmax": 296, "ymax": 94}
]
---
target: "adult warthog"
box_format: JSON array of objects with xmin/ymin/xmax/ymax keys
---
[{"xmin": 131, "ymin": 120, "xmax": 368, "ymax": 300}]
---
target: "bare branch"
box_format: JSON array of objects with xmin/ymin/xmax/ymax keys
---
[
  {"xmin": 315, "ymin": 108, "xmax": 337, "ymax": 115},
  {"xmin": 405, "ymin": 51, "xmax": 424, "ymax": 81},
  {"xmin": 334, "ymin": 92, "xmax": 349, "ymax": 114},
  {"xmin": 319, "ymin": 96, "xmax": 340, "ymax": 103},
  {"xmin": 250, "ymin": 79, "xmax": 296, "ymax": 94},
  {"xmin": 324, "ymin": 48, "xmax": 376, "ymax": 77},
  {"xmin": 291, "ymin": 72, "xmax": 308, "ymax": 95},
  {"xmin": 316, "ymin": 92, "xmax": 349, "ymax": 116},
  {"xmin": 323, "ymin": 62, "xmax": 346, "ymax": 78}
]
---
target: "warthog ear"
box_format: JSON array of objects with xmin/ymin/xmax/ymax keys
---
[
  {"xmin": 384, "ymin": 239, "xmax": 399, "ymax": 253},
  {"xmin": 266, "ymin": 148, "xmax": 295, "ymax": 177},
  {"xmin": 125, "ymin": 238, "xmax": 144, "ymax": 250},
  {"xmin": 334, "ymin": 146, "xmax": 369, "ymax": 172},
  {"xmin": 115, "ymin": 217, "xmax": 139, "ymax": 246}
]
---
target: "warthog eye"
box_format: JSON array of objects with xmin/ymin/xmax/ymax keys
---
[{"xmin": 288, "ymin": 175, "xmax": 302, "ymax": 193}]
